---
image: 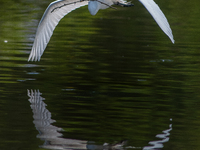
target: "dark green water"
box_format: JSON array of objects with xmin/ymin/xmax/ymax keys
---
[{"xmin": 1, "ymin": 0, "xmax": 200, "ymax": 150}]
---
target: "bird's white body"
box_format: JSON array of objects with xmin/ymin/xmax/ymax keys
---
[
  {"xmin": 28, "ymin": 0, "xmax": 174, "ymax": 61},
  {"xmin": 88, "ymin": 0, "xmax": 114, "ymax": 15}
]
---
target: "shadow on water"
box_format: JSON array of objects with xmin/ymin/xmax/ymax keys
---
[{"xmin": 28, "ymin": 89, "xmax": 172, "ymax": 150}]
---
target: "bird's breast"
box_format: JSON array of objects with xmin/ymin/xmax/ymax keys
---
[{"xmin": 88, "ymin": 1, "xmax": 101, "ymax": 15}]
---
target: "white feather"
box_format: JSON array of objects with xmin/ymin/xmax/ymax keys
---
[
  {"xmin": 28, "ymin": 0, "xmax": 174, "ymax": 61},
  {"xmin": 139, "ymin": 0, "xmax": 174, "ymax": 43},
  {"xmin": 28, "ymin": 0, "xmax": 88, "ymax": 61}
]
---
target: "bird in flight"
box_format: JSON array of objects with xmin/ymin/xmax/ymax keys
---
[{"xmin": 28, "ymin": 0, "xmax": 174, "ymax": 61}]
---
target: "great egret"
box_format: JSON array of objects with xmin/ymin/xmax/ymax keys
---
[{"xmin": 28, "ymin": 0, "xmax": 174, "ymax": 61}]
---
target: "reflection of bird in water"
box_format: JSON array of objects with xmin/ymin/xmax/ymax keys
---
[
  {"xmin": 27, "ymin": 89, "xmax": 172, "ymax": 150},
  {"xmin": 143, "ymin": 119, "xmax": 172, "ymax": 150},
  {"xmin": 28, "ymin": 89, "xmax": 88, "ymax": 149},
  {"xmin": 28, "ymin": 0, "xmax": 174, "ymax": 61},
  {"xmin": 27, "ymin": 89, "xmax": 127, "ymax": 150}
]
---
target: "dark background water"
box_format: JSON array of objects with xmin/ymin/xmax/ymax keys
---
[{"xmin": 0, "ymin": 0, "xmax": 200, "ymax": 150}]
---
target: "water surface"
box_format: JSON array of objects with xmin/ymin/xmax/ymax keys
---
[{"xmin": 0, "ymin": 1, "xmax": 200, "ymax": 150}]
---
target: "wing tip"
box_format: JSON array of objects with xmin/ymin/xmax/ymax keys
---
[
  {"xmin": 169, "ymin": 33, "xmax": 175, "ymax": 44},
  {"xmin": 171, "ymin": 38, "xmax": 175, "ymax": 44},
  {"xmin": 28, "ymin": 54, "xmax": 41, "ymax": 62}
]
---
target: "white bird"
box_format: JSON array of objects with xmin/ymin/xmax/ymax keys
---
[{"xmin": 28, "ymin": 0, "xmax": 174, "ymax": 61}]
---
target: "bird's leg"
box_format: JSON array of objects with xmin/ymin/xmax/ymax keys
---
[
  {"xmin": 95, "ymin": 0, "xmax": 117, "ymax": 9},
  {"xmin": 115, "ymin": 1, "xmax": 134, "ymax": 7}
]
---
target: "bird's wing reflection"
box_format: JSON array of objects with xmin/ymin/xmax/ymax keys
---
[
  {"xmin": 28, "ymin": 89, "xmax": 88, "ymax": 150},
  {"xmin": 143, "ymin": 121, "xmax": 172, "ymax": 150},
  {"xmin": 28, "ymin": 89, "xmax": 172, "ymax": 150}
]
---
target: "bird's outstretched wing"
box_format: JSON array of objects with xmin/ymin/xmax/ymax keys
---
[
  {"xmin": 28, "ymin": 0, "xmax": 88, "ymax": 61},
  {"xmin": 139, "ymin": 0, "xmax": 174, "ymax": 43}
]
